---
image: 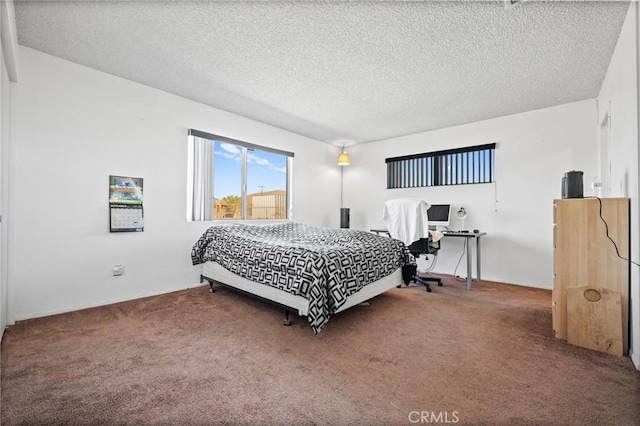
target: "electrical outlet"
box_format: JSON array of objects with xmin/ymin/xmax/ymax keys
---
[{"xmin": 112, "ymin": 265, "xmax": 124, "ymax": 276}]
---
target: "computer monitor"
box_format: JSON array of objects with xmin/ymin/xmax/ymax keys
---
[{"xmin": 427, "ymin": 204, "xmax": 451, "ymax": 230}]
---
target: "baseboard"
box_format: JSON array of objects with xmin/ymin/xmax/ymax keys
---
[
  {"xmin": 631, "ymin": 348, "xmax": 640, "ymax": 370},
  {"xmin": 11, "ymin": 282, "xmax": 208, "ymax": 323}
]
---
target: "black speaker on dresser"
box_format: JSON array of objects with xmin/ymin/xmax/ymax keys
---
[{"xmin": 562, "ymin": 170, "xmax": 584, "ymax": 199}]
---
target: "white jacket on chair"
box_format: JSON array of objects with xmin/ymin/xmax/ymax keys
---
[{"xmin": 382, "ymin": 198, "xmax": 431, "ymax": 247}]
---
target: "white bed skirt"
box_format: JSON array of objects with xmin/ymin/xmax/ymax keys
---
[{"xmin": 201, "ymin": 261, "xmax": 403, "ymax": 317}]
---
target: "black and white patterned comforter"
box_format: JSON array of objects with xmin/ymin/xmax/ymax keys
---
[{"xmin": 191, "ymin": 222, "xmax": 413, "ymax": 334}]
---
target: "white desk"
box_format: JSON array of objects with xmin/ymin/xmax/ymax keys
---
[
  {"xmin": 370, "ymin": 229, "xmax": 486, "ymax": 291},
  {"xmin": 441, "ymin": 231, "xmax": 486, "ymax": 291}
]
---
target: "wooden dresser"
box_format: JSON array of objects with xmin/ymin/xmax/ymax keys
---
[{"xmin": 552, "ymin": 197, "xmax": 630, "ymax": 355}]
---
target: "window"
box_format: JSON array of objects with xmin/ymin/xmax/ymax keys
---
[
  {"xmin": 386, "ymin": 143, "xmax": 496, "ymax": 189},
  {"xmin": 187, "ymin": 129, "xmax": 293, "ymax": 221}
]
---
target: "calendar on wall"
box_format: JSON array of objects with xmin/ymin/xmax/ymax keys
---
[{"xmin": 109, "ymin": 175, "xmax": 144, "ymax": 232}]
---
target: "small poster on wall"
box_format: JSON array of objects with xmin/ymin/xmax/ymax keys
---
[{"xmin": 109, "ymin": 175, "xmax": 144, "ymax": 232}]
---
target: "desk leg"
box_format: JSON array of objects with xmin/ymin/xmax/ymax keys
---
[
  {"xmin": 476, "ymin": 236, "xmax": 482, "ymax": 282},
  {"xmin": 466, "ymin": 238, "xmax": 472, "ymax": 291}
]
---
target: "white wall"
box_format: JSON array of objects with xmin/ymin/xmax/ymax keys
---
[
  {"xmin": 597, "ymin": 2, "xmax": 639, "ymax": 368},
  {"xmin": 9, "ymin": 46, "xmax": 341, "ymax": 321},
  {"xmin": 0, "ymin": 29, "xmax": 5, "ymax": 337},
  {"xmin": 1, "ymin": 0, "xmax": 18, "ymax": 337},
  {"xmin": 344, "ymin": 100, "xmax": 598, "ymax": 289},
  {"xmin": 0, "ymin": 41, "xmax": 8, "ymax": 335}
]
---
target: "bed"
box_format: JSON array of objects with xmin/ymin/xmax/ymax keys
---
[{"xmin": 191, "ymin": 222, "xmax": 414, "ymax": 334}]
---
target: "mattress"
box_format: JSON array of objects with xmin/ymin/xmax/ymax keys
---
[{"xmin": 202, "ymin": 261, "xmax": 403, "ymax": 317}]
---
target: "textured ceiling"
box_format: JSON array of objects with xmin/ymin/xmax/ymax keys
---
[{"xmin": 14, "ymin": 1, "xmax": 630, "ymax": 145}]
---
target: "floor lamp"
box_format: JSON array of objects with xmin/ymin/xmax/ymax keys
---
[{"xmin": 337, "ymin": 145, "xmax": 350, "ymax": 228}]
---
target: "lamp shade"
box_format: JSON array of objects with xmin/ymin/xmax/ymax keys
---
[{"xmin": 337, "ymin": 151, "xmax": 350, "ymax": 166}]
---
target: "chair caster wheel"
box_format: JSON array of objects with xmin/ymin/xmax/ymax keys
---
[
  {"xmin": 438, "ymin": 282, "xmax": 443, "ymax": 287},
  {"xmin": 426, "ymin": 287, "xmax": 432, "ymax": 292},
  {"xmin": 283, "ymin": 319, "xmax": 292, "ymax": 326},
  {"xmin": 208, "ymin": 287, "xmax": 214, "ymax": 293}
]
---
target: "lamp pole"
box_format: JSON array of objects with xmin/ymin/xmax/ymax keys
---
[{"xmin": 337, "ymin": 143, "xmax": 351, "ymax": 228}]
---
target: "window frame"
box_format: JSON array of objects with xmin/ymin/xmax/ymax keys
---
[
  {"xmin": 187, "ymin": 129, "xmax": 294, "ymax": 222},
  {"xmin": 385, "ymin": 143, "xmax": 496, "ymax": 189}
]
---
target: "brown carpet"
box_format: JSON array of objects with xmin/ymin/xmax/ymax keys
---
[{"xmin": 2, "ymin": 277, "xmax": 639, "ymax": 425}]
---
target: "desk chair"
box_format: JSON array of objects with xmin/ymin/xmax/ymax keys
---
[
  {"xmin": 403, "ymin": 238, "xmax": 443, "ymax": 292},
  {"xmin": 383, "ymin": 198, "xmax": 443, "ymax": 292}
]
